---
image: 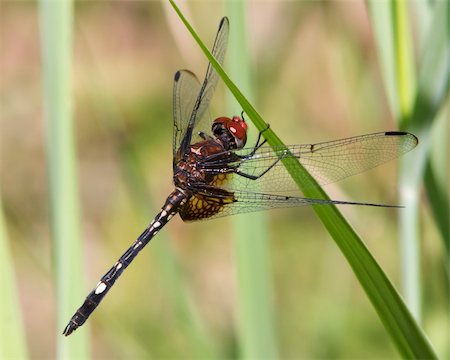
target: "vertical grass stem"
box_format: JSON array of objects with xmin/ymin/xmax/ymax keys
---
[
  {"xmin": 226, "ymin": 2, "xmax": 278, "ymax": 358},
  {"xmin": 39, "ymin": 0, "xmax": 89, "ymax": 356}
]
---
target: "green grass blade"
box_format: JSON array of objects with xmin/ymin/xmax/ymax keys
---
[
  {"xmin": 169, "ymin": 1, "xmax": 438, "ymax": 358},
  {"xmin": 226, "ymin": 1, "xmax": 278, "ymax": 358},
  {"xmin": 0, "ymin": 199, "xmax": 28, "ymax": 359},
  {"xmin": 371, "ymin": 0, "xmax": 450, "ymax": 321},
  {"xmin": 369, "ymin": 0, "xmax": 420, "ymax": 323},
  {"xmin": 411, "ymin": 0, "xmax": 450, "ymax": 252},
  {"xmin": 39, "ymin": 0, "xmax": 89, "ymax": 356},
  {"xmin": 392, "ymin": 0, "xmax": 421, "ymax": 322}
]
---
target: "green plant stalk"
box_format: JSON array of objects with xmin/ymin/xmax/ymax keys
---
[
  {"xmin": 226, "ymin": 1, "xmax": 277, "ymax": 358},
  {"xmin": 169, "ymin": 1, "xmax": 437, "ymax": 358},
  {"xmin": 367, "ymin": 9, "xmax": 423, "ymax": 311},
  {"xmin": 39, "ymin": 0, "xmax": 89, "ymax": 357},
  {"xmin": 392, "ymin": 0, "xmax": 421, "ymax": 322},
  {"xmin": 0, "ymin": 200, "xmax": 28, "ymax": 359}
]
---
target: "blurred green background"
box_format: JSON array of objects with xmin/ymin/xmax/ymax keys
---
[{"xmin": 0, "ymin": 1, "xmax": 447, "ymax": 359}]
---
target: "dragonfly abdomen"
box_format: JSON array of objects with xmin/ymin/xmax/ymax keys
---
[{"xmin": 63, "ymin": 189, "xmax": 186, "ymax": 336}]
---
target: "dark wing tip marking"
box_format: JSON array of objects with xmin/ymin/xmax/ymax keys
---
[
  {"xmin": 220, "ymin": 17, "xmax": 229, "ymax": 28},
  {"xmin": 385, "ymin": 131, "xmax": 419, "ymax": 147},
  {"xmin": 174, "ymin": 69, "xmax": 200, "ymax": 83},
  {"xmin": 174, "ymin": 69, "xmax": 201, "ymax": 83},
  {"xmin": 385, "ymin": 131, "xmax": 407, "ymax": 136}
]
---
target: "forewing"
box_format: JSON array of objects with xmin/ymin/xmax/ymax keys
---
[
  {"xmin": 173, "ymin": 70, "xmax": 202, "ymax": 160},
  {"xmin": 178, "ymin": 17, "xmax": 230, "ymax": 153},
  {"xmin": 201, "ymin": 131, "xmax": 419, "ymax": 195}
]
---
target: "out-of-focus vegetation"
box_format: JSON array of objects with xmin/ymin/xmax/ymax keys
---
[{"xmin": 0, "ymin": 1, "xmax": 447, "ymax": 359}]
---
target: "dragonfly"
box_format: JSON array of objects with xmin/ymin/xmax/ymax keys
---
[{"xmin": 63, "ymin": 17, "xmax": 418, "ymax": 336}]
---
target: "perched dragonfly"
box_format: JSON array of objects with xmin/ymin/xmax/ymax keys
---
[{"xmin": 63, "ymin": 17, "xmax": 418, "ymax": 336}]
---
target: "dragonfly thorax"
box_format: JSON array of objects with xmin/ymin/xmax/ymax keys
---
[
  {"xmin": 174, "ymin": 137, "xmax": 230, "ymax": 190},
  {"xmin": 212, "ymin": 116, "xmax": 248, "ymax": 150}
]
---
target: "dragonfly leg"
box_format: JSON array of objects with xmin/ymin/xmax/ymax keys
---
[
  {"xmin": 235, "ymin": 153, "xmax": 283, "ymax": 180},
  {"xmin": 204, "ymin": 149, "xmax": 286, "ymax": 181},
  {"xmin": 198, "ymin": 131, "xmax": 213, "ymax": 141},
  {"xmin": 252, "ymin": 124, "xmax": 270, "ymax": 151},
  {"xmin": 240, "ymin": 112, "xmax": 270, "ymax": 155}
]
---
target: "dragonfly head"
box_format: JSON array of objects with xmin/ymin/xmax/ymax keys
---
[{"xmin": 212, "ymin": 116, "xmax": 248, "ymax": 150}]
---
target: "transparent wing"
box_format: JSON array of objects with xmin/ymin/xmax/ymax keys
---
[
  {"xmin": 177, "ymin": 17, "xmax": 230, "ymax": 154},
  {"xmin": 172, "ymin": 70, "xmax": 202, "ymax": 160},
  {"xmin": 200, "ymin": 131, "xmax": 419, "ymax": 195},
  {"xmin": 181, "ymin": 190, "xmax": 385, "ymax": 221}
]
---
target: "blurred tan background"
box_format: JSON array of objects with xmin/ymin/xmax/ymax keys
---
[{"xmin": 0, "ymin": 1, "xmax": 445, "ymax": 358}]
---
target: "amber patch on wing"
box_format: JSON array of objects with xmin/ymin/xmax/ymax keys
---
[
  {"xmin": 210, "ymin": 173, "xmax": 230, "ymax": 187},
  {"xmin": 180, "ymin": 192, "xmax": 235, "ymax": 221}
]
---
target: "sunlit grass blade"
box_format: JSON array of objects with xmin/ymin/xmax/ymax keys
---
[
  {"xmin": 369, "ymin": 0, "xmax": 422, "ymax": 321},
  {"xmin": 393, "ymin": 0, "xmax": 416, "ymax": 123},
  {"xmin": 226, "ymin": 1, "xmax": 278, "ymax": 358},
  {"xmin": 392, "ymin": 0, "xmax": 421, "ymax": 322},
  {"xmin": 39, "ymin": 0, "xmax": 89, "ymax": 356},
  {"xmin": 369, "ymin": 0, "xmax": 415, "ymax": 324},
  {"xmin": 169, "ymin": 1, "xmax": 438, "ymax": 358},
  {"xmin": 0, "ymin": 199, "xmax": 28, "ymax": 359}
]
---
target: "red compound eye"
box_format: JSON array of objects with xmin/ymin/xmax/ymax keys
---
[
  {"xmin": 212, "ymin": 115, "xmax": 248, "ymax": 149},
  {"xmin": 228, "ymin": 115, "xmax": 248, "ymax": 142}
]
